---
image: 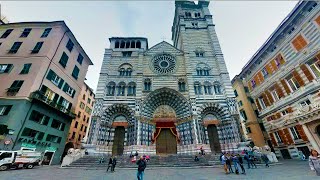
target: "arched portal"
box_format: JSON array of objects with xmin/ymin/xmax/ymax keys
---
[
  {"xmin": 141, "ymin": 88, "xmax": 192, "ymax": 154},
  {"xmin": 102, "ymin": 104, "xmax": 135, "ymax": 156},
  {"xmin": 198, "ymin": 103, "xmax": 230, "ymax": 153}
]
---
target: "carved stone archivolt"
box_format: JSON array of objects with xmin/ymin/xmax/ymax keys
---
[
  {"xmin": 102, "ymin": 104, "xmax": 135, "ymax": 126},
  {"xmin": 141, "ymin": 87, "xmax": 192, "ymax": 122}
]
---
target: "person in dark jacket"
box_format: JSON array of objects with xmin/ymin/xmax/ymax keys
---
[
  {"xmin": 226, "ymin": 153, "xmax": 234, "ymax": 173},
  {"xmin": 106, "ymin": 156, "xmax": 113, "ymax": 172},
  {"xmin": 136, "ymin": 156, "xmax": 147, "ymax": 180},
  {"xmin": 111, "ymin": 156, "xmax": 117, "ymax": 172},
  {"xmin": 237, "ymin": 154, "xmax": 246, "ymax": 174}
]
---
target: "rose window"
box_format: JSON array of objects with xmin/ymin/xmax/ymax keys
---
[{"xmin": 151, "ymin": 54, "xmax": 176, "ymax": 74}]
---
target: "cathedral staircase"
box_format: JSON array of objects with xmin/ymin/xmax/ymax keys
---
[{"xmin": 64, "ymin": 154, "xmax": 222, "ymax": 169}]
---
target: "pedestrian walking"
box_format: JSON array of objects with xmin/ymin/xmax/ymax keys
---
[
  {"xmin": 106, "ymin": 156, "xmax": 113, "ymax": 172},
  {"xmin": 309, "ymin": 149, "xmax": 320, "ymax": 176},
  {"xmin": 111, "ymin": 156, "xmax": 117, "ymax": 172},
  {"xmin": 262, "ymin": 154, "xmax": 270, "ymax": 167},
  {"xmin": 249, "ymin": 155, "xmax": 257, "ymax": 168},
  {"xmin": 232, "ymin": 154, "xmax": 240, "ymax": 174},
  {"xmin": 244, "ymin": 153, "xmax": 251, "ymax": 169},
  {"xmin": 226, "ymin": 153, "xmax": 234, "ymax": 173},
  {"xmin": 237, "ymin": 154, "xmax": 246, "ymax": 174},
  {"xmin": 136, "ymin": 156, "xmax": 147, "ymax": 180},
  {"xmin": 221, "ymin": 153, "xmax": 228, "ymax": 174}
]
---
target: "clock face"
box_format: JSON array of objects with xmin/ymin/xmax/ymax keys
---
[{"xmin": 151, "ymin": 54, "xmax": 176, "ymax": 74}]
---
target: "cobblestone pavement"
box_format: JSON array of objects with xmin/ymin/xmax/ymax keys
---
[{"xmin": 0, "ymin": 160, "xmax": 319, "ymax": 180}]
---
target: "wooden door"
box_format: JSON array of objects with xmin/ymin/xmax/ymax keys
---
[
  {"xmin": 112, "ymin": 126, "xmax": 125, "ymax": 155},
  {"xmin": 207, "ymin": 125, "xmax": 221, "ymax": 153},
  {"xmin": 156, "ymin": 128, "xmax": 177, "ymax": 154}
]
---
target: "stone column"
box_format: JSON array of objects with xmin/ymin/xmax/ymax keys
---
[
  {"xmin": 302, "ymin": 124, "xmax": 320, "ymax": 152},
  {"xmin": 137, "ymin": 121, "xmax": 141, "ymax": 145},
  {"xmin": 193, "ymin": 119, "xmax": 199, "ymax": 144}
]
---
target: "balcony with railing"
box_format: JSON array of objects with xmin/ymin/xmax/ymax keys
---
[{"xmin": 29, "ymin": 91, "xmax": 76, "ymax": 119}]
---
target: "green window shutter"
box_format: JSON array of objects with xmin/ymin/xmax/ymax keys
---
[
  {"xmin": 17, "ymin": 81, "xmax": 24, "ymax": 88},
  {"xmin": 3, "ymin": 105, "xmax": 13, "ymax": 115},
  {"xmin": 62, "ymin": 83, "xmax": 69, "ymax": 92},
  {"xmin": 72, "ymin": 90, "xmax": 76, "ymax": 98},
  {"xmin": 58, "ymin": 78, "xmax": 64, "ymax": 89},
  {"xmin": 4, "ymin": 64, "xmax": 13, "ymax": 73},
  {"xmin": 46, "ymin": 70, "xmax": 54, "ymax": 80},
  {"xmin": 10, "ymin": 81, "xmax": 19, "ymax": 88}
]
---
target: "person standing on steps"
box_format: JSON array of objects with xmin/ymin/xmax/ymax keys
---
[
  {"xmin": 232, "ymin": 154, "xmax": 240, "ymax": 174},
  {"xmin": 226, "ymin": 153, "xmax": 234, "ymax": 173},
  {"xmin": 309, "ymin": 149, "xmax": 320, "ymax": 176},
  {"xmin": 221, "ymin": 153, "xmax": 228, "ymax": 174},
  {"xmin": 262, "ymin": 154, "xmax": 270, "ymax": 167},
  {"xmin": 237, "ymin": 154, "xmax": 246, "ymax": 174},
  {"xmin": 249, "ymin": 155, "xmax": 257, "ymax": 168},
  {"xmin": 244, "ymin": 152, "xmax": 251, "ymax": 169},
  {"xmin": 136, "ymin": 156, "xmax": 147, "ymax": 180},
  {"xmin": 106, "ymin": 156, "xmax": 113, "ymax": 172}
]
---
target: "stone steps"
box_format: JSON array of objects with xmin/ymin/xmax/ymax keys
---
[{"xmin": 66, "ymin": 154, "xmax": 222, "ymax": 169}]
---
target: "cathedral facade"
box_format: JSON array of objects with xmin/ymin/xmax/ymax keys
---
[{"xmin": 89, "ymin": 1, "xmax": 241, "ymax": 155}]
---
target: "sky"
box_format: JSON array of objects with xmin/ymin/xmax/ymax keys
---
[{"xmin": 1, "ymin": 1, "xmax": 298, "ymax": 91}]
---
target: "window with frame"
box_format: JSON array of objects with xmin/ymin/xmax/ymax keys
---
[
  {"xmin": 79, "ymin": 102, "xmax": 85, "ymax": 109},
  {"xmin": 258, "ymin": 96, "xmax": 266, "ymax": 109},
  {"xmin": 214, "ymin": 84, "xmax": 222, "ymax": 94},
  {"xmin": 270, "ymin": 89, "xmax": 280, "ymax": 101},
  {"xmin": 59, "ymin": 52, "xmax": 69, "ymax": 68},
  {"xmin": 191, "ymin": 22, "xmax": 198, "ymax": 28},
  {"xmin": 194, "ymin": 82, "xmax": 202, "ymax": 95},
  {"xmin": 251, "ymin": 79, "xmax": 256, "ymax": 88},
  {"xmin": 46, "ymin": 134, "xmax": 62, "ymax": 143},
  {"xmin": 117, "ymin": 82, "xmax": 126, "ymax": 96},
  {"xmin": 144, "ymin": 79, "xmax": 151, "ymax": 91},
  {"xmin": 274, "ymin": 131, "xmax": 283, "ymax": 143},
  {"xmin": 203, "ymin": 82, "xmax": 212, "ymax": 95},
  {"xmin": 286, "ymin": 75, "xmax": 300, "ymax": 92},
  {"xmin": 127, "ymin": 82, "xmax": 136, "ymax": 96},
  {"xmin": 234, "ymin": 90, "xmax": 238, "ymax": 97},
  {"xmin": 0, "ymin": 64, "xmax": 13, "ymax": 73},
  {"xmin": 307, "ymin": 58, "xmax": 320, "ymax": 78},
  {"xmin": 87, "ymin": 98, "xmax": 91, "ymax": 104},
  {"xmin": 77, "ymin": 54, "xmax": 84, "ymax": 65},
  {"xmin": 7, "ymin": 80, "xmax": 24, "ymax": 95},
  {"xmin": 261, "ymin": 67, "xmax": 268, "ymax": 78},
  {"xmin": 281, "ymin": 109, "xmax": 289, "ymax": 116},
  {"xmin": 248, "ymin": 97, "xmax": 255, "ymax": 104},
  {"xmin": 41, "ymin": 28, "xmax": 52, "ymax": 38},
  {"xmin": 46, "ymin": 70, "xmax": 64, "ymax": 88},
  {"xmin": 1, "ymin": 29, "xmax": 13, "ymax": 38},
  {"xmin": 238, "ymin": 101, "xmax": 243, "ymax": 107},
  {"xmin": 246, "ymin": 127, "xmax": 252, "ymax": 133},
  {"xmin": 72, "ymin": 65, "xmax": 80, "ymax": 80},
  {"xmin": 106, "ymin": 82, "xmax": 116, "ymax": 95},
  {"xmin": 8, "ymin": 42, "xmax": 22, "ymax": 53},
  {"xmin": 20, "ymin": 28, "xmax": 32, "ymax": 38},
  {"xmin": 244, "ymin": 86, "xmax": 249, "ymax": 93},
  {"xmin": 290, "ymin": 126, "xmax": 301, "ymax": 140},
  {"xmin": 178, "ymin": 81, "xmax": 186, "ymax": 92},
  {"xmin": 22, "ymin": 128, "xmax": 44, "ymax": 140},
  {"xmin": 195, "ymin": 52, "xmax": 204, "ymax": 57},
  {"xmin": 292, "ymin": 34, "xmax": 308, "ymax": 51},
  {"xmin": 240, "ymin": 110, "xmax": 247, "ymax": 120},
  {"xmin": 31, "ymin": 42, "xmax": 44, "ymax": 54},
  {"xmin": 20, "ymin": 63, "xmax": 32, "ymax": 74},
  {"xmin": 300, "ymin": 99, "xmax": 311, "ymax": 107},
  {"xmin": 51, "ymin": 119, "xmax": 65, "ymax": 131},
  {"xmin": 315, "ymin": 15, "xmax": 320, "ymax": 26},
  {"xmin": 0, "ymin": 105, "xmax": 13, "ymax": 116},
  {"xmin": 74, "ymin": 121, "xmax": 78, "ymax": 128},
  {"xmin": 62, "ymin": 83, "xmax": 76, "ymax": 98},
  {"xmin": 29, "ymin": 110, "xmax": 50, "ymax": 125},
  {"xmin": 66, "ymin": 39, "xmax": 74, "ymax": 52}
]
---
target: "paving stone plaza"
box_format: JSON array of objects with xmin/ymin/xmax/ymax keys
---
[{"xmin": 1, "ymin": 160, "xmax": 318, "ymax": 180}]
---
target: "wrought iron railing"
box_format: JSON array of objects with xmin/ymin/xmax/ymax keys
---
[{"xmin": 30, "ymin": 91, "xmax": 76, "ymax": 118}]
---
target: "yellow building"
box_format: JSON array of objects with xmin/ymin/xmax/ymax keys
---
[{"xmin": 232, "ymin": 76, "xmax": 269, "ymax": 147}]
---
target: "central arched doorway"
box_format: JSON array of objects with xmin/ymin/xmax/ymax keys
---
[
  {"xmin": 142, "ymin": 88, "xmax": 192, "ymax": 155},
  {"xmin": 153, "ymin": 105, "xmax": 178, "ymax": 154},
  {"xmin": 112, "ymin": 115, "xmax": 126, "ymax": 155}
]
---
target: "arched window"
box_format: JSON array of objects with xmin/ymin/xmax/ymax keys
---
[
  {"xmin": 196, "ymin": 68, "xmax": 201, "ymax": 76},
  {"xmin": 125, "ymin": 41, "xmax": 130, "ymax": 48},
  {"xmin": 203, "ymin": 81, "xmax": 212, "ymax": 95},
  {"xmin": 120, "ymin": 41, "xmax": 125, "ymax": 48},
  {"xmin": 126, "ymin": 68, "xmax": 132, "ymax": 76},
  {"xmin": 213, "ymin": 82, "xmax": 222, "ymax": 94},
  {"xmin": 203, "ymin": 67, "xmax": 209, "ymax": 76},
  {"xmin": 136, "ymin": 41, "xmax": 141, "ymax": 49},
  {"xmin": 115, "ymin": 41, "xmax": 119, "ymax": 48},
  {"xmin": 106, "ymin": 82, "xmax": 116, "ymax": 96},
  {"xmin": 194, "ymin": 82, "xmax": 202, "ymax": 95},
  {"xmin": 131, "ymin": 41, "xmax": 136, "ymax": 48},
  {"xmin": 144, "ymin": 79, "xmax": 151, "ymax": 91},
  {"xmin": 127, "ymin": 82, "xmax": 136, "ymax": 96},
  {"xmin": 119, "ymin": 68, "xmax": 125, "ymax": 76},
  {"xmin": 178, "ymin": 79, "xmax": 186, "ymax": 92},
  {"xmin": 117, "ymin": 82, "xmax": 126, "ymax": 96}
]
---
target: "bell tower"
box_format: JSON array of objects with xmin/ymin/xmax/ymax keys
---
[{"xmin": 171, "ymin": 0, "xmax": 235, "ymax": 99}]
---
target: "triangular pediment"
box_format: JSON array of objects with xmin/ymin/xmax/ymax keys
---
[{"xmin": 144, "ymin": 41, "xmax": 184, "ymax": 56}]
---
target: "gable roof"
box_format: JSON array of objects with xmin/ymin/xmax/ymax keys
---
[{"xmin": 145, "ymin": 41, "xmax": 184, "ymax": 55}]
